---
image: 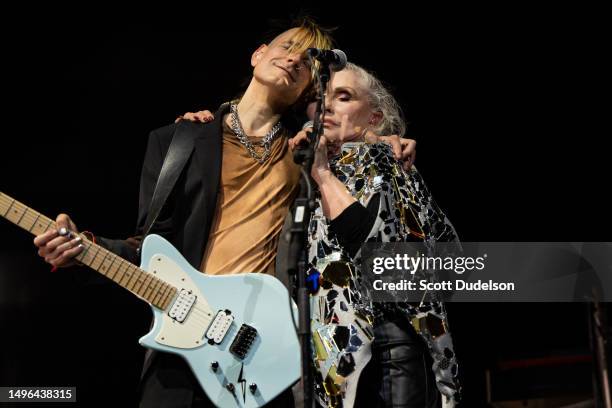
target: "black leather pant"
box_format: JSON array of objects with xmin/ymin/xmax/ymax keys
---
[{"xmin": 354, "ymin": 314, "xmax": 440, "ymax": 408}]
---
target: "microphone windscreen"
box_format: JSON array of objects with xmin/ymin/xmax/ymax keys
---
[{"xmin": 331, "ymin": 49, "xmax": 347, "ymax": 71}]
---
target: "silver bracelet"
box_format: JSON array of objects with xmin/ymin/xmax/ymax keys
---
[{"xmin": 302, "ymin": 120, "xmax": 314, "ymax": 130}]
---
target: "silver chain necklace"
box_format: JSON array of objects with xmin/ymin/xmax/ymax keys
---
[{"xmin": 229, "ymin": 103, "xmax": 283, "ymax": 164}]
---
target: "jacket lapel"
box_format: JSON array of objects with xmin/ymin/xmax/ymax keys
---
[{"xmin": 192, "ymin": 102, "xmax": 230, "ymax": 258}]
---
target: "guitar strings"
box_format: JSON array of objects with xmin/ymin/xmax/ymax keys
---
[{"xmin": 1, "ymin": 194, "xmax": 229, "ymax": 327}]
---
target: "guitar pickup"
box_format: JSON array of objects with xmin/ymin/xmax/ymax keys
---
[
  {"xmin": 205, "ymin": 310, "xmax": 234, "ymax": 345},
  {"xmin": 167, "ymin": 289, "xmax": 196, "ymax": 323},
  {"xmin": 230, "ymin": 324, "xmax": 258, "ymax": 359}
]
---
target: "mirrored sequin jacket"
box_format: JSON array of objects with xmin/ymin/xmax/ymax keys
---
[{"xmin": 308, "ymin": 142, "xmax": 462, "ymax": 408}]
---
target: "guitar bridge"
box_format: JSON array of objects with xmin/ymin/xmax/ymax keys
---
[{"xmin": 230, "ymin": 324, "xmax": 258, "ymax": 359}]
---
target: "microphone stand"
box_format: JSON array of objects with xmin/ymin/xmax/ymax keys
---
[
  {"xmin": 588, "ymin": 292, "xmax": 611, "ymax": 408},
  {"xmin": 287, "ymin": 57, "xmax": 331, "ymax": 408}
]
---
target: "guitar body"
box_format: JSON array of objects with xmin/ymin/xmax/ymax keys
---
[{"xmin": 138, "ymin": 234, "xmax": 300, "ymax": 408}]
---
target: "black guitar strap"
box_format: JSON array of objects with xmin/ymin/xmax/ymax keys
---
[{"xmin": 140, "ymin": 120, "xmax": 196, "ymax": 246}]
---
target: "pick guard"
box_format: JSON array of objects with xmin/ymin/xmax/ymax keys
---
[{"xmin": 149, "ymin": 254, "xmax": 214, "ymax": 349}]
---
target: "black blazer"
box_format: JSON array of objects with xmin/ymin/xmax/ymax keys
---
[
  {"xmin": 95, "ymin": 102, "xmax": 297, "ymax": 379},
  {"xmin": 98, "ymin": 103, "xmax": 231, "ymax": 269}
]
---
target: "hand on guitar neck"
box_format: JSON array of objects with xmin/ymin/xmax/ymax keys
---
[{"xmin": 33, "ymin": 213, "xmax": 83, "ymax": 268}]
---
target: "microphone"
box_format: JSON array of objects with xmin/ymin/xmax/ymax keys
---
[{"xmin": 307, "ymin": 48, "xmax": 347, "ymax": 71}]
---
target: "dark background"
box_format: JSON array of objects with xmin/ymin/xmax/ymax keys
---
[{"xmin": 0, "ymin": 3, "xmax": 607, "ymax": 407}]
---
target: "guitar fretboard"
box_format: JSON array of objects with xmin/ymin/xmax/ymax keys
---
[{"xmin": 0, "ymin": 192, "xmax": 177, "ymax": 310}]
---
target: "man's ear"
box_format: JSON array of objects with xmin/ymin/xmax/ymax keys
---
[
  {"xmin": 251, "ymin": 44, "xmax": 267, "ymax": 67},
  {"xmin": 369, "ymin": 111, "xmax": 383, "ymax": 126}
]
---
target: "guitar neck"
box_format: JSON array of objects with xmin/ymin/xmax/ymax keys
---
[{"xmin": 0, "ymin": 191, "xmax": 176, "ymax": 310}]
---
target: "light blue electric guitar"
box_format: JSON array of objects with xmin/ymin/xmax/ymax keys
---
[{"xmin": 0, "ymin": 192, "xmax": 301, "ymax": 408}]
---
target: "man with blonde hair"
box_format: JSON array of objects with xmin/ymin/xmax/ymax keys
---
[{"xmin": 33, "ymin": 18, "xmax": 334, "ymax": 408}]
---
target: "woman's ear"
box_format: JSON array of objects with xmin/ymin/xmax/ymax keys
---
[
  {"xmin": 251, "ymin": 44, "xmax": 267, "ymax": 67},
  {"xmin": 369, "ymin": 111, "xmax": 383, "ymax": 126}
]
